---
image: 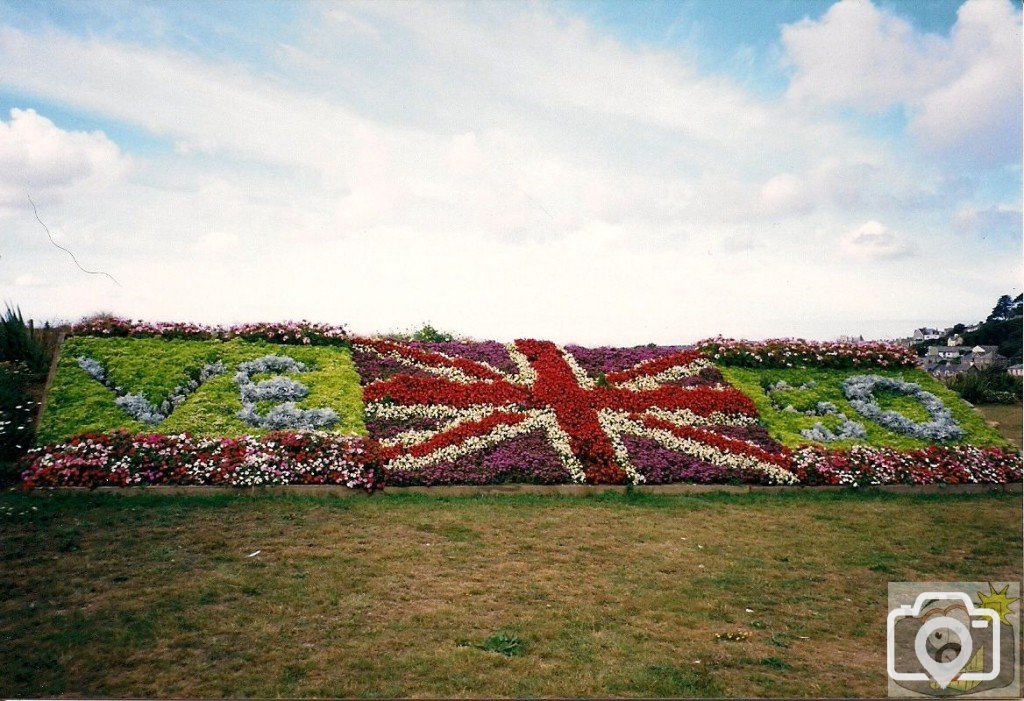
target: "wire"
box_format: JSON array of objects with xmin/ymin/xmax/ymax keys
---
[{"xmin": 27, "ymin": 195, "xmax": 121, "ymax": 286}]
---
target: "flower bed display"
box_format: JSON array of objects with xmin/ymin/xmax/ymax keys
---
[
  {"xmin": 23, "ymin": 325, "xmax": 1022, "ymax": 491},
  {"xmin": 352, "ymin": 337, "xmax": 796, "ymax": 486},
  {"xmin": 791, "ymin": 445, "xmax": 1022, "ymax": 487},
  {"xmin": 719, "ymin": 365, "xmax": 1000, "ymax": 452},
  {"xmin": 37, "ymin": 337, "xmax": 365, "ymax": 443},
  {"xmin": 20, "ymin": 431, "xmax": 380, "ymax": 490}
]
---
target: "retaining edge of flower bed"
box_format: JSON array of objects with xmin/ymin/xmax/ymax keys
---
[{"xmin": 23, "ymin": 481, "xmax": 1023, "ymax": 498}]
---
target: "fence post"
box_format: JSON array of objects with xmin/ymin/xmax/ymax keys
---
[{"xmin": 32, "ymin": 330, "xmax": 66, "ymax": 439}]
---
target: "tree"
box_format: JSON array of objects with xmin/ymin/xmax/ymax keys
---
[{"xmin": 987, "ymin": 294, "xmax": 1014, "ymax": 322}]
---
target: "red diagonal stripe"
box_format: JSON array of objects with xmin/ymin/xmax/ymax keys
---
[
  {"xmin": 354, "ymin": 337, "xmax": 506, "ymax": 382},
  {"xmin": 605, "ymin": 350, "xmax": 704, "ymax": 384},
  {"xmin": 408, "ymin": 411, "xmax": 528, "ymax": 458},
  {"xmin": 606, "ymin": 386, "xmax": 759, "ymax": 417},
  {"xmin": 365, "ymin": 375, "xmax": 529, "ymax": 407},
  {"xmin": 640, "ymin": 415, "xmax": 790, "ymax": 467}
]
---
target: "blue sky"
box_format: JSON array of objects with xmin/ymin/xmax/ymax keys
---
[{"xmin": 0, "ymin": 0, "xmax": 1020, "ymax": 345}]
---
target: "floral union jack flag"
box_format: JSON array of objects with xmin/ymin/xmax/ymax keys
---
[{"xmin": 351, "ymin": 338, "xmax": 796, "ymax": 485}]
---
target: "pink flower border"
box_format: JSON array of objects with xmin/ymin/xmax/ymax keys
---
[
  {"xmin": 69, "ymin": 318, "xmax": 349, "ymax": 346},
  {"xmin": 697, "ymin": 336, "xmax": 918, "ymax": 368}
]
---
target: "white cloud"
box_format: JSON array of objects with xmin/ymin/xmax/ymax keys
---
[
  {"xmin": 0, "ymin": 27, "xmax": 374, "ymax": 178},
  {"xmin": 783, "ymin": 0, "xmax": 932, "ymax": 110},
  {"xmin": 192, "ymin": 231, "xmax": 240, "ymax": 255},
  {"xmin": 782, "ymin": 0, "xmax": 1022, "ymax": 165},
  {"xmin": 0, "ymin": 2, "xmax": 1018, "ymax": 343},
  {"xmin": 444, "ymin": 132, "xmax": 483, "ymax": 176},
  {"xmin": 322, "ymin": 6, "xmax": 382, "ymax": 41},
  {"xmin": 720, "ymin": 232, "xmax": 760, "ymax": 253},
  {"xmin": 840, "ymin": 220, "xmax": 915, "ymax": 261},
  {"xmin": 760, "ymin": 173, "xmax": 810, "ymax": 216},
  {"xmin": 953, "ymin": 204, "xmax": 1022, "ymax": 239},
  {"xmin": 14, "ymin": 273, "xmax": 44, "ymax": 287},
  {"xmin": 0, "ymin": 6, "xmax": 927, "ymax": 259},
  {"xmin": 0, "ymin": 108, "xmax": 128, "ymax": 203},
  {"xmin": 910, "ymin": 0, "xmax": 1023, "ymax": 163}
]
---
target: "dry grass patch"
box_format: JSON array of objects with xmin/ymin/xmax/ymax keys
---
[
  {"xmin": 976, "ymin": 403, "xmax": 1023, "ymax": 449},
  {"xmin": 0, "ymin": 489, "xmax": 1020, "ymax": 697}
]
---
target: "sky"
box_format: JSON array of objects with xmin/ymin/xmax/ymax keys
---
[{"xmin": 0, "ymin": 0, "xmax": 1020, "ymax": 346}]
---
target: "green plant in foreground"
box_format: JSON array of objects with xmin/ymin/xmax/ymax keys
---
[
  {"xmin": 760, "ymin": 657, "xmax": 792, "ymax": 671},
  {"xmin": 0, "ymin": 362, "xmax": 42, "ymax": 469},
  {"xmin": 0, "ymin": 304, "xmax": 47, "ymax": 374},
  {"xmin": 457, "ymin": 631, "xmax": 525, "ymax": 657}
]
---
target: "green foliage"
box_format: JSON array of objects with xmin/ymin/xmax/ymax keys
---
[
  {"xmin": 0, "ymin": 362, "xmax": 41, "ymax": 467},
  {"xmin": 912, "ymin": 294, "xmax": 1023, "ymax": 362},
  {"xmin": 457, "ymin": 631, "xmax": 525, "ymax": 657},
  {"xmin": 37, "ymin": 337, "xmax": 366, "ymax": 444},
  {"xmin": 0, "ymin": 305, "xmax": 47, "ymax": 374},
  {"xmin": 620, "ymin": 665, "xmax": 722, "ymax": 696},
  {"xmin": 987, "ymin": 294, "xmax": 1018, "ymax": 322},
  {"xmin": 946, "ymin": 368, "xmax": 1023, "ymax": 405},
  {"xmin": 962, "ymin": 316, "xmax": 1023, "ymax": 363},
  {"xmin": 721, "ymin": 366, "xmax": 1009, "ymax": 450},
  {"xmin": 760, "ymin": 657, "xmax": 792, "ymax": 671},
  {"xmin": 411, "ymin": 323, "xmax": 455, "ymax": 343}
]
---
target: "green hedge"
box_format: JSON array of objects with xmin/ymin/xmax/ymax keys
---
[{"xmin": 37, "ymin": 337, "xmax": 365, "ymax": 444}]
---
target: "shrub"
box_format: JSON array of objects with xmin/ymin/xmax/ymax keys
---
[
  {"xmin": 0, "ymin": 305, "xmax": 47, "ymax": 374},
  {"xmin": 0, "ymin": 362, "xmax": 41, "ymax": 470},
  {"xmin": 946, "ymin": 368, "xmax": 1023, "ymax": 405},
  {"xmin": 411, "ymin": 323, "xmax": 455, "ymax": 343}
]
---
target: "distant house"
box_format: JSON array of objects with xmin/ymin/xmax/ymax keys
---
[
  {"xmin": 947, "ymin": 334, "xmax": 963, "ymax": 347},
  {"xmin": 962, "ymin": 346, "xmax": 1009, "ymax": 370},
  {"xmin": 1008, "ymin": 364, "xmax": 1023, "ymax": 378},
  {"xmin": 913, "ymin": 328, "xmax": 942, "ymax": 341},
  {"xmin": 925, "ymin": 344, "xmax": 1011, "ymax": 378},
  {"xmin": 930, "ymin": 365, "xmax": 962, "ymax": 380},
  {"xmin": 926, "ymin": 345, "xmax": 963, "ymax": 360}
]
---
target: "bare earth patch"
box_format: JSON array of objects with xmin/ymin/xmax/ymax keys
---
[{"xmin": 0, "ymin": 490, "xmax": 1020, "ymax": 697}]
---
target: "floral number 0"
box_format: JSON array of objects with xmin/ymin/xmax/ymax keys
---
[{"xmin": 842, "ymin": 375, "xmax": 962, "ymax": 442}]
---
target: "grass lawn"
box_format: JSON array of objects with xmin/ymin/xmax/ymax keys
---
[
  {"xmin": 1, "ymin": 489, "xmax": 1020, "ymax": 698},
  {"xmin": 976, "ymin": 403, "xmax": 1023, "ymax": 449}
]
